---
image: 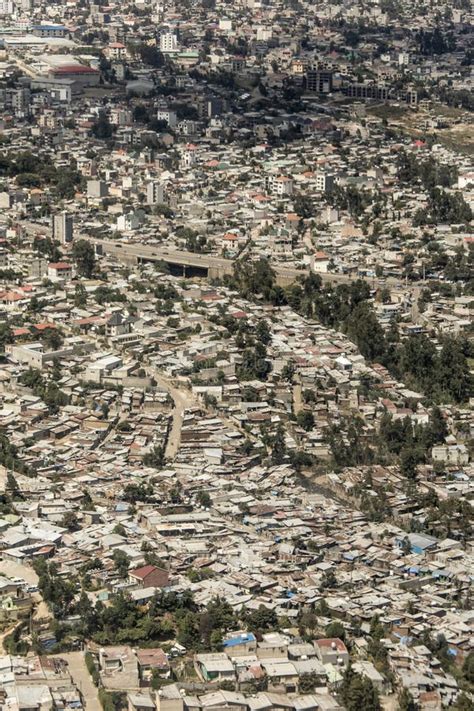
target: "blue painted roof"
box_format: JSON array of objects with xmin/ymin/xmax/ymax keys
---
[
  {"xmin": 33, "ymin": 25, "xmax": 67, "ymax": 31},
  {"xmin": 223, "ymin": 633, "xmax": 256, "ymax": 648}
]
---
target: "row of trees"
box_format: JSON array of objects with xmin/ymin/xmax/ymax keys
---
[
  {"xmin": 227, "ymin": 261, "xmax": 472, "ymax": 404},
  {"xmin": 19, "ymin": 367, "xmax": 68, "ymax": 414},
  {"xmin": 397, "ymin": 152, "xmax": 457, "ymax": 190},
  {"xmin": 0, "ymin": 151, "xmax": 83, "ymax": 199},
  {"xmin": 413, "ymin": 188, "xmax": 472, "ymax": 226}
]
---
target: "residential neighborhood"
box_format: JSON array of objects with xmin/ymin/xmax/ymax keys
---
[{"xmin": 0, "ymin": 2, "xmax": 472, "ymax": 711}]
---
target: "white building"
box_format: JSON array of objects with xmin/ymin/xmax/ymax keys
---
[
  {"xmin": 117, "ymin": 212, "xmax": 142, "ymax": 231},
  {"xmin": 160, "ymin": 32, "xmax": 179, "ymax": 54},
  {"xmin": 156, "ymin": 108, "xmax": 177, "ymax": 128},
  {"xmin": 267, "ymin": 175, "xmax": 294, "ymax": 196},
  {"xmin": 146, "ymin": 181, "xmax": 165, "ymax": 205},
  {"xmin": 52, "ymin": 212, "xmax": 73, "ymax": 245},
  {"xmin": 316, "ymin": 172, "xmax": 335, "ymax": 193},
  {"xmin": 87, "ymin": 180, "xmax": 108, "ymax": 198}
]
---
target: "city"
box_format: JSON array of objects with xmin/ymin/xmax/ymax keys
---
[{"xmin": 0, "ymin": 2, "xmax": 472, "ymax": 711}]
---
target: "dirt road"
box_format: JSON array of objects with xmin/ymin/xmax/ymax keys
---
[
  {"xmin": 0, "ymin": 557, "xmax": 50, "ymax": 622},
  {"xmin": 52, "ymin": 651, "xmax": 101, "ymax": 711},
  {"xmin": 152, "ymin": 373, "xmax": 196, "ymax": 458}
]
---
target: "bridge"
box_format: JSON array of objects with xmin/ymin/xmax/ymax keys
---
[
  {"xmin": 85, "ymin": 237, "xmax": 388, "ymax": 288},
  {"xmin": 19, "ymin": 222, "xmax": 397, "ymax": 289},
  {"xmin": 88, "ymin": 238, "xmax": 310, "ymax": 286}
]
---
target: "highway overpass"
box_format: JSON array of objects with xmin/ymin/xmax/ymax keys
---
[
  {"xmin": 86, "ymin": 238, "xmax": 387, "ymax": 288},
  {"xmin": 20, "ymin": 223, "xmax": 391, "ymax": 288},
  {"xmin": 89, "ymin": 238, "xmax": 309, "ymax": 286}
]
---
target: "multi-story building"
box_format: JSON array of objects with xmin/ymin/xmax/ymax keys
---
[
  {"xmin": 160, "ymin": 32, "xmax": 178, "ymax": 54},
  {"xmin": 146, "ymin": 181, "xmax": 165, "ymax": 206},
  {"xmin": 316, "ymin": 172, "xmax": 335, "ymax": 194},
  {"xmin": 305, "ymin": 69, "xmax": 332, "ymax": 93},
  {"xmin": 52, "ymin": 212, "xmax": 73, "ymax": 245}
]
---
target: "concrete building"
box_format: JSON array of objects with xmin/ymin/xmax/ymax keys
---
[
  {"xmin": 316, "ymin": 172, "xmax": 335, "ymax": 194},
  {"xmin": 146, "ymin": 181, "xmax": 165, "ymax": 205},
  {"xmin": 52, "ymin": 212, "xmax": 73, "ymax": 245},
  {"xmin": 87, "ymin": 180, "xmax": 108, "ymax": 198},
  {"xmin": 160, "ymin": 32, "xmax": 178, "ymax": 54}
]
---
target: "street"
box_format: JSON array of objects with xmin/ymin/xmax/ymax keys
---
[{"xmin": 52, "ymin": 651, "xmax": 101, "ymax": 711}]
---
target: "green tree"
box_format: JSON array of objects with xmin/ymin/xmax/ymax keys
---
[
  {"xmin": 74, "ymin": 283, "xmax": 87, "ymax": 307},
  {"xmin": 340, "ymin": 664, "xmax": 381, "ymax": 711},
  {"xmin": 92, "ymin": 110, "xmax": 113, "ymax": 140},
  {"xmin": 112, "ymin": 550, "xmax": 130, "ymax": 578},
  {"xmin": 143, "ymin": 445, "xmax": 166, "ymax": 470},
  {"xmin": 452, "ymin": 693, "xmax": 474, "ymax": 711},
  {"xmin": 61, "ymin": 511, "xmax": 80, "ymax": 532},
  {"xmin": 299, "ymin": 672, "xmax": 319, "ymax": 693},
  {"xmin": 271, "ymin": 424, "xmax": 286, "ymax": 464},
  {"xmin": 246, "ymin": 605, "xmax": 278, "ymax": 632},
  {"xmin": 428, "ymin": 406, "xmax": 447, "ymax": 444},
  {"xmin": 325, "ymin": 620, "xmax": 345, "ymax": 640},
  {"xmin": 256, "ymin": 319, "xmax": 271, "ymax": 345},
  {"xmin": 400, "ymin": 448, "xmax": 419, "ymax": 480},
  {"xmin": 197, "ymin": 491, "xmax": 212, "ymax": 508},
  {"xmin": 296, "ymin": 410, "xmax": 315, "ymax": 431},
  {"xmin": 0, "ymin": 322, "xmax": 13, "ymax": 352},
  {"xmin": 42, "ymin": 327, "xmax": 63, "ymax": 351},
  {"xmin": 462, "ymin": 651, "xmax": 474, "ymax": 683},
  {"xmin": 177, "ymin": 611, "xmax": 200, "ymax": 649},
  {"xmin": 72, "ymin": 240, "xmax": 96, "ymax": 278}
]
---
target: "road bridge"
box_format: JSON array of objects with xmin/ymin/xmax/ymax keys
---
[
  {"xmin": 86, "ymin": 237, "xmax": 390, "ymax": 288},
  {"xmin": 19, "ymin": 223, "xmax": 399, "ymax": 289}
]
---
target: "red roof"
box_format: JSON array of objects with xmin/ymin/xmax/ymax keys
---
[
  {"xmin": 34, "ymin": 323, "xmax": 57, "ymax": 331},
  {"xmin": 317, "ymin": 638, "xmax": 348, "ymax": 652},
  {"xmin": 231, "ymin": 310, "xmax": 247, "ymax": 319},
  {"xmin": 0, "ymin": 291, "xmax": 24, "ymax": 302},
  {"xmin": 49, "ymin": 262, "xmax": 71, "ymax": 270},
  {"xmin": 130, "ymin": 564, "xmax": 158, "ymax": 580},
  {"xmin": 52, "ymin": 65, "xmax": 99, "ymax": 75}
]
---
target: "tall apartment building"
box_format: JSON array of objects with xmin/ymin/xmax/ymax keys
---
[
  {"xmin": 52, "ymin": 212, "xmax": 73, "ymax": 245},
  {"xmin": 160, "ymin": 32, "xmax": 178, "ymax": 54},
  {"xmin": 316, "ymin": 173, "xmax": 335, "ymax": 194},
  {"xmin": 146, "ymin": 181, "xmax": 165, "ymax": 205},
  {"xmin": 305, "ymin": 70, "xmax": 332, "ymax": 93}
]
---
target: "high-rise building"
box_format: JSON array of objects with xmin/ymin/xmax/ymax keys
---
[
  {"xmin": 146, "ymin": 181, "xmax": 165, "ymax": 205},
  {"xmin": 316, "ymin": 173, "xmax": 335, "ymax": 194},
  {"xmin": 305, "ymin": 70, "xmax": 332, "ymax": 93},
  {"xmin": 160, "ymin": 32, "xmax": 178, "ymax": 54},
  {"xmin": 52, "ymin": 212, "xmax": 73, "ymax": 245}
]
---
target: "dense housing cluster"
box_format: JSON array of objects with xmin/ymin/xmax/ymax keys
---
[{"xmin": 0, "ymin": 2, "xmax": 472, "ymax": 711}]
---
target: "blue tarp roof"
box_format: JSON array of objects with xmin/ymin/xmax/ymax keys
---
[{"xmin": 223, "ymin": 633, "xmax": 256, "ymax": 648}]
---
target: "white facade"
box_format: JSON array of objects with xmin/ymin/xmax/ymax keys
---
[
  {"xmin": 156, "ymin": 108, "xmax": 177, "ymax": 128},
  {"xmin": 316, "ymin": 172, "xmax": 335, "ymax": 193},
  {"xmin": 160, "ymin": 32, "xmax": 178, "ymax": 53},
  {"xmin": 267, "ymin": 175, "xmax": 294, "ymax": 196},
  {"xmin": 146, "ymin": 181, "xmax": 165, "ymax": 205}
]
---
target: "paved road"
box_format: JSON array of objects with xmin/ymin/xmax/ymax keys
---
[
  {"xmin": 85, "ymin": 236, "xmax": 369, "ymax": 286},
  {"xmin": 19, "ymin": 220, "xmax": 403, "ymax": 289},
  {"xmin": 52, "ymin": 652, "xmax": 101, "ymax": 711}
]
